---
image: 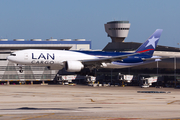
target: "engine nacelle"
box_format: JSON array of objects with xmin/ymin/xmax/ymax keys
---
[{"xmin": 65, "ymin": 61, "xmax": 84, "ymax": 72}]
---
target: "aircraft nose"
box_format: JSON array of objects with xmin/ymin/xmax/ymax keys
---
[
  {"xmin": 7, "ymin": 55, "xmax": 13, "ymax": 61},
  {"xmin": 7, "ymin": 53, "xmax": 17, "ymax": 61},
  {"xmin": 7, "ymin": 56, "xmax": 11, "ymax": 61}
]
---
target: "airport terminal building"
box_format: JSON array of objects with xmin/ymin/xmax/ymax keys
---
[{"xmin": 1, "ymin": 20, "xmax": 180, "ymax": 85}]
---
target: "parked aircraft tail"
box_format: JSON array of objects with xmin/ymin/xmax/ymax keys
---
[{"xmin": 135, "ymin": 29, "xmax": 163, "ymax": 56}]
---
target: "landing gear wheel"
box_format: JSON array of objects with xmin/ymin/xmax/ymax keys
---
[{"xmin": 19, "ymin": 70, "xmax": 23, "ymax": 73}]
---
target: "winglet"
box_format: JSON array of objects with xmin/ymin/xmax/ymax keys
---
[{"xmin": 135, "ymin": 29, "xmax": 163, "ymax": 56}]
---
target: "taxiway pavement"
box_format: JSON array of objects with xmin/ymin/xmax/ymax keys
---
[{"xmin": 0, "ymin": 85, "xmax": 180, "ymax": 120}]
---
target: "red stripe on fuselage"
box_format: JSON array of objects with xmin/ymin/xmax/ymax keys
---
[{"xmin": 137, "ymin": 49, "xmax": 154, "ymax": 53}]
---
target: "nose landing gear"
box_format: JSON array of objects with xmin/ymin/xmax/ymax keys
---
[
  {"xmin": 19, "ymin": 69, "xmax": 23, "ymax": 73},
  {"xmin": 18, "ymin": 64, "xmax": 23, "ymax": 73}
]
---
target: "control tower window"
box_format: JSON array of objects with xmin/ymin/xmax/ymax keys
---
[{"xmin": 109, "ymin": 28, "xmax": 129, "ymax": 30}]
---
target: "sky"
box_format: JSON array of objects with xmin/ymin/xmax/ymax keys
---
[{"xmin": 0, "ymin": 0, "xmax": 180, "ymax": 50}]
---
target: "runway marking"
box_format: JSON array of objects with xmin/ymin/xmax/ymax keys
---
[
  {"xmin": 167, "ymin": 100, "xmax": 180, "ymax": 104},
  {"xmin": 20, "ymin": 113, "xmax": 55, "ymax": 120},
  {"xmin": 90, "ymin": 98, "xmax": 95, "ymax": 102}
]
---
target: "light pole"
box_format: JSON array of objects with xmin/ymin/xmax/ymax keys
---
[
  {"xmin": 156, "ymin": 61, "xmax": 158, "ymax": 87},
  {"xmin": 177, "ymin": 43, "xmax": 180, "ymax": 50},
  {"xmin": 174, "ymin": 56, "xmax": 176, "ymax": 87}
]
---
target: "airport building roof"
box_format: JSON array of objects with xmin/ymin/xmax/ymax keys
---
[
  {"xmin": 0, "ymin": 40, "xmax": 91, "ymax": 50},
  {"xmin": 103, "ymin": 42, "xmax": 180, "ymax": 52},
  {"xmin": 0, "ymin": 40, "xmax": 91, "ymax": 44}
]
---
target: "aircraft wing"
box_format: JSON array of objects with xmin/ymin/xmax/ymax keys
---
[
  {"xmin": 80, "ymin": 52, "xmax": 140, "ymax": 65},
  {"xmin": 141, "ymin": 56, "xmax": 171, "ymax": 61},
  {"xmin": 141, "ymin": 57, "xmax": 161, "ymax": 61}
]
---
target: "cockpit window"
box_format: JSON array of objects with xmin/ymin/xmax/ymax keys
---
[{"xmin": 10, "ymin": 53, "xmax": 16, "ymax": 56}]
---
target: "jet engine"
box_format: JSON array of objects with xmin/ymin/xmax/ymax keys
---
[{"xmin": 64, "ymin": 61, "xmax": 84, "ymax": 72}]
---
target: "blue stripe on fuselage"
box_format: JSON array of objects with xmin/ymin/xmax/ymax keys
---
[
  {"xmin": 75, "ymin": 50, "xmax": 130, "ymax": 57},
  {"xmin": 75, "ymin": 50, "xmax": 152, "ymax": 63}
]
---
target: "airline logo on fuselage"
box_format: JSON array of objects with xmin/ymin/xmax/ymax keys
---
[{"xmin": 31, "ymin": 53, "xmax": 55, "ymax": 64}]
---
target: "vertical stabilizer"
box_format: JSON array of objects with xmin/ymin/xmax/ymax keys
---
[{"xmin": 135, "ymin": 29, "xmax": 163, "ymax": 56}]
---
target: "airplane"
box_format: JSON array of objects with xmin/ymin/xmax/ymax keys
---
[{"xmin": 7, "ymin": 29, "xmax": 163, "ymax": 73}]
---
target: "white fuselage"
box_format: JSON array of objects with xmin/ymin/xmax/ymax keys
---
[{"xmin": 7, "ymin": 49, "xmax": 156, "ymax": 70}]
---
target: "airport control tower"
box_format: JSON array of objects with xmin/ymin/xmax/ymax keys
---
[{"xmin": 104, "ymin": 21, "xmax": 130, "ymax": 42}]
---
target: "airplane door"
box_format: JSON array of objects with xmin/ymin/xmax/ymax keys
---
[{"xmin": 24, "ymin": 53, "xmax": 28, "ymax": 60}]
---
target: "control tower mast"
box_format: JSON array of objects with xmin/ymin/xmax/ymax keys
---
[{"xmin": 104, "ymin": 21, "xmax": 130, "ymax": 42}]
